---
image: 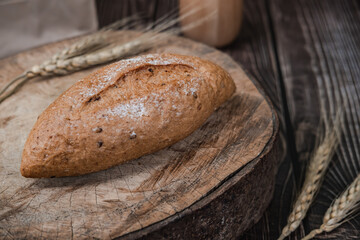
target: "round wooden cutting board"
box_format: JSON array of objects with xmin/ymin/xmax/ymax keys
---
[{"xmin": 0, "ymin": 32, "xmax": 279, "ymax": 239}]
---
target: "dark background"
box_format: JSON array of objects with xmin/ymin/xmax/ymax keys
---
[{"xmin": 95, "ymin": 0, "xmax": 360, "ymax": 239}]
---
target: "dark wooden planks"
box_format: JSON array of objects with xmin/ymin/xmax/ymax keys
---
[
  {"xmin": 271, "ymin": 0, "xmax": 360, "ymax": 238},
  {"xmin": 221, "ymin": 0, "xmax": 300, "ymax": 239},
  {"xmin": 95, "ymin": 0, "xmax": 179, "ymax": 28},
  {"xmin": 221, "ymin": 1, "xmax": 281, "ymax": 115},
  {"xmin": 95, "ymin": 0, "xmax": 157, "ymax": 27}
]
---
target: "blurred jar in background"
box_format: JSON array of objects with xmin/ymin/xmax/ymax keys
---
[{"xmin": 179, "ymin": 0, "xmax": 243, "ymax": 47}]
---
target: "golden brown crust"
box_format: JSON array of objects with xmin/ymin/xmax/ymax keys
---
[{"xmin": 20, "ymin": 53, "xmax": 236, "ymax": 178}]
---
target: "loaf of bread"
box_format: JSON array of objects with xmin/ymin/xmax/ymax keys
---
[{"xmin": 21, "ymin": 53, "xmax": 236, "ymax": 178}]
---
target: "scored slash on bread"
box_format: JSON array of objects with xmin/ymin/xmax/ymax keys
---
[{"xmin": 21, "ymin": 53, "xmax": 236, "ymax": 178}]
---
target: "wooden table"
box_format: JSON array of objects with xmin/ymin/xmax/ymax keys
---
[{"xmin": 95, "ymin": 0, "xmax": 360, "ymax": 239}]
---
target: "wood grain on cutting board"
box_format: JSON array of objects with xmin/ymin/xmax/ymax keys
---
[{"xmin": 0, "ymin": 33, "xmax": 279, "ymax": 239}]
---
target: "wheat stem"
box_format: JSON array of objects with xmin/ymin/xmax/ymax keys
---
[
  {"xmin": 0, "ymin": 74, "xmax": 26, "ymax": 96},
  {"xmin": 0, "ymin": 74, "xmax": 28, "ymax": 104},
  {"xmin": 50, "ymin": 17, "xmax": 139, "ymax": 62},
  {"xmin": 301, "ymin": 229, "xmax": 323, "ymax": 240},
  {"xmin": 301, "ymin": 174, "xmax": 360, "ymax": 240},
  {"xmin": 51, "ymin": 34, "xmax": 107, "ymax": 62}
]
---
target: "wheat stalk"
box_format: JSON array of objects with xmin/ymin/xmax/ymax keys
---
[
  {"xmin": 278, "ymin": 114, "xmax": 341, "ymax": 240},
  {"xmin": 0, "ymin": 6, "xmax": 215, "ymax": 104},
  {"xmin": 0, "ymin": 16, "xmax": 140, "ymax": 104},
  {"xmin": 0, "ymin": 35, "xmax": 147, "ymax": 104},
  {"xmin": 301, "ymin": 174, "xmax": 360, "ymax": 240}
]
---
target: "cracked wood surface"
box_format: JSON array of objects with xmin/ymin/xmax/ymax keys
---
[{"xmin": 0, "ymin": 32, "xmax": 278, "ymax": 239}]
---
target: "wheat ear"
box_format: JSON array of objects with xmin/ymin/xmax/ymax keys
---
[
  {"xmin": 301, "ymin": 174, "xmax": 360, "ymax": 240},
  {"xmin": 278, "ymin": 117, "xmax": 341, "ymax": 240}
]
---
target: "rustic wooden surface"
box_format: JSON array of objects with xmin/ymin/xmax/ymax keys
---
[
  {"xmin": 271, "ymin": 0, "xmax": 360, "ymax": 239},
  {"xmin": 1, "ymin": 0, "xmax": 359, "ymax": 238},
  {"xmin": 0, "ymin": 32, "xmax": 279, "ymax": 239},
  {"xmin": 94, "ymin": 0, "xmax": 360, "ymax": 239}
]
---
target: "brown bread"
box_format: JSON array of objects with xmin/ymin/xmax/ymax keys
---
[{"xmin": 21, "ymin": 53, "xmax": 236, "ymax": 178}]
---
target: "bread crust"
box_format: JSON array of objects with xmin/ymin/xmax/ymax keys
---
[{"xmin": 21, "ymin": 53, "xmax": 236, "ymax": 178}]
